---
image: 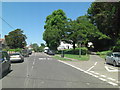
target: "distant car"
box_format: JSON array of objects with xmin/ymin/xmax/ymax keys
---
[
  {"xmin": 47, "ymin": 50, "xmax": 55, "ymax": 55},
  {"xmin": 20, "ymin": 49, "xmax": 29, "ymax": 57},
  {"xmin": 28, "ymin": 49, "xmax": 32, "ymax": 55},
  {"xmin": 105, "ymin": 52, "xmax": 120, "ymax": 67},
  {"xmin": 0, "ymin": 51, "xmax": 11, "ymax": 77},
  {"xmin": 10, "ymin": 53, "xmax": 24, "ymax": 62}
]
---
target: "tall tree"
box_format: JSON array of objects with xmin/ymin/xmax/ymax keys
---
[
  {"xmin": 5, "ymin": 29, "xmax": 27, "ymax": 49},
  {"xmin": 87, "ymin": 2, "xmax": 120, "ymax": 51},
  {"xmin": 43, "ymin": 9, "xmax": 67, "ymax": 50},
  {"xmin": 64, "ymin": 16, "xmax": 108, "ymax": 50}
]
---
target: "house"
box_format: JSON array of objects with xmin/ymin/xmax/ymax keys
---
[
  {"xmin": 57, "ymin": 41, "xmax": 76, "ymax": 50},
  {"xmin": 0, "ymin": 38, "xmax": 6, "ymax": 50}
]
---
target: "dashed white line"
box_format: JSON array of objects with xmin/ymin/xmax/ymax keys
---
[
  {"xmin": 99, "ymin": 78, "xmax": 107, "ymax": 82},
  {"xmin": 32, "ymin": 66, "xmax": 34, "ymax": 69},
  {"xmin": 100, "ymin": 75, "xmax": 106, "ymax": 78},
  {"xmin": 108, "ymin": 82, "xmax": 118, "ymax": 86},
  {"xmin": 107, "ymin": 77, "xmax": 116, "ymax": 81}
]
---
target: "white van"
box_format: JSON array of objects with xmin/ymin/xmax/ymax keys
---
[{"xmin": 44, "ymin": 47, "xmax": 49, "ymax": 53}]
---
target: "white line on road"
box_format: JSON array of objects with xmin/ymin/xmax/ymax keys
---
[
  {"xmin": 87, "ymin": 62, "xmax": 97, "ymax": 71},
  {"xmin": 107, "ymin": 77, "xmax": 116, "ymax": 81},
  {"xmin": 94, "ymin": 62, "xmax": 98, "ymax": 65},
  {"xmin": 87, "ymin": 66, "xmax": 94, "ymax": 71},
  {"xmin": 58, "ymin": 60, "xmax": 118, "ymax": 86},
  {"xmin": 108, "ymin": 82, "xmax": 118, "ymax": 86},
  {"xmin": 105, "ymin": 66, "xmax": 120, "ymax": 72},
  {"xmin": 100, "ymin": 75, "xmax": 106, "ymax": 78},
  {"xmin": 99, "ymin": 78, "xmax": 107, "ymax": 82}
]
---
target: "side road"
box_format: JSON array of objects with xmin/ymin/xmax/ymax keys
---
[{"xmin": 53, "ymin": 54, "xmax": 120, "ymax": 86}]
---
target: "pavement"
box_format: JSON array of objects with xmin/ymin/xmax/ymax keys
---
[{"xmin": 0, "ymin": 52, "xmax": 119, "ymax": 88}]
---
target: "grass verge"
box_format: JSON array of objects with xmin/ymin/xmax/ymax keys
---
[
  {"xmin": 53, "ymin": 56, "xmax": 72, "ymax": 61},
  {"xmin": 64, "ymin": 54, "xmax": 89, "ymax": 61}
]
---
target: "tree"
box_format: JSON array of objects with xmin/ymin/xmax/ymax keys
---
[
  {"xmin": 43, "ymin": 9, "xmax": 68, "ymax": 50},
  {"xmin": 64, "ymin": 16, "xmax": 108, "ymax": 50},
  {"xmin": 5, "ymin": 29, "xmax": 27, "ymax": 49},
  {"xmin": 31, "ymin": 43, "xmax": 40, "ymax": 52},
  {"xmin": 87, "ymin": 2, "xmax": 120, "ymax": 51}
]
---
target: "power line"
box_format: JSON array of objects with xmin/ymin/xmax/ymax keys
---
[{"xmin": 0, "ymin": 16, "xmax": 15, "ymax": 29}]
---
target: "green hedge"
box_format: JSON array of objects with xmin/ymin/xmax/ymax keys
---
[
  {"xmin": 8, "ymin": 48, "xmax": 22, "ymax": 52},
  {"xmin": 96, "ymin": 50, "xmax": 112, "ymax": 55},
  {"xmin": 57, "ymin": 47, "xmax": 88, "ymax": 55}
]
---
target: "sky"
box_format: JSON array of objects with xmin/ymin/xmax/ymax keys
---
[{"xmin": 2, "ymin": 2, "xmax": 92, "ymax": 46}]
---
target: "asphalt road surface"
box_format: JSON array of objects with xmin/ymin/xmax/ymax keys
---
[{"xmin": 1, "ymin": 53, "xmax": 119, "ymax": 88}]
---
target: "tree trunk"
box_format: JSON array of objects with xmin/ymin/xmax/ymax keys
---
[{"xmin": 73, "ymin": 41, "xmax": 76, "ymax": 50}]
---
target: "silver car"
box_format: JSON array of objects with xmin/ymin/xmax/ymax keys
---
[
  {"xmin": 105, "ymin": 52, "xmax": 120, "ymax": 67},
  {"xmin": 0, "ymin": 51, "xmax": 11, "ymax": 78},
  {"xmin": 10, "ymin": 53, "xmax": 24, "ymax": 62}
]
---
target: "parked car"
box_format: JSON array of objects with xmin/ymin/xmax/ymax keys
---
[
  {"xmin": 10, "ymin": 53, "xmax": 24, "ymax": 62},
  {"xmin": 20, "ymin": 49, "xmax": 29, "ymax": 57},
  {"xmin": 28, "ymin": 49, "xmax": 32, "ymax": 55},
  {"xmin": 0, "ymin": 51, "xmax": 11, "ymax": 77},
  {"xmin": 47, "ymin": 50, "xmax": 55, "ymax": 55},
  {"xmin": 105, "ymin": 52, "xmax": 120, "ymax": 67}
]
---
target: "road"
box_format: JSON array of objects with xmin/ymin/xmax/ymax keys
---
[{"xmin": 1, "ymin": 53, "xmax": 119, "ymax": 88}]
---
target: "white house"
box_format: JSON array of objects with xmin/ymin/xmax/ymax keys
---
[{"xmin": 57, "ymin": 41, "xmax": 75, "ymax": 50}]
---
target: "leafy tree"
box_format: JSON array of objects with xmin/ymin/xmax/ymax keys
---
[
  {"xmin": 5, "ymin": 29, "xmax": 27, "ymax": 49},
  {"xmin": 43, "ymin": 9, "xmax": 67, "ymax": 50},
  {"xmin": 87, "ymin": 2, "xmax": 120, "ymax": 51},
  {"xmin": 31, "ymin": 43, "xmax": 40, "ymax": 52},
  {"xmin": 64, "ymin": 16, "xmax": 108, "ymax": 50}
]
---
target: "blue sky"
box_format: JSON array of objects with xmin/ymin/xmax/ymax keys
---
[{"xmin": 2, "ymin": 2, "xmax": 92, "ymax": 46}]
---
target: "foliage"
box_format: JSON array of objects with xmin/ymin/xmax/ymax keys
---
[
  {"xmin": 43, "ymin": 9, "xmax": 68, "ymax": 50},
  {"xmin": 30, "ymin": 43, "xmax": 40, "ymax": 52},
  {"xmin": 87, "ymin": 2, "xmax": 120, "ymax": 51},
  {"xmin": 5, "ymin": 29, "xmax": 27, "ymax": 49},
  {"xmin": 57, "ymin": 47, "xmax": 88, "ymax": 55}
]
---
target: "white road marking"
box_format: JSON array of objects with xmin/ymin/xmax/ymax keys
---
[
  {"xmin": 87, "ymin": 66, "xmax": 94, "ymax": 71},
  {"xmin": 94, "ymin": 62, "xmax": 97, "ymax": 65},
  {"xmin": 107, "ymin": 77, "xmax": 116, "ymax": 81},
  {"xmin": 100, "ymin": 75, "xmax": 106, "ymax": 78},
  {"xmin": 58, "ymin": 60, "xmax": 118, "ymax": 86},
  {"xmin": 99, "ymin": 78, "xmax": 107, "ymax": 82},
  {"xmin": 105, "ymin": 65, "xmax": 120, "ymax": 72},
  {"xmin": 108, "ymin": 82, "xmax": 118, "ymax": 86},
  {"xmin": 32, "ymin": 66, "xmax": 34, "ymax": 69},
  {"xmin": 87, "ymin": 62, "xmax": 97, "ymax": 71}
]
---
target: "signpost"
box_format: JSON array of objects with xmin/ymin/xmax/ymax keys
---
[{"xmin": 61, "ymin": 46, "xmax": 65, "ymax": 58}]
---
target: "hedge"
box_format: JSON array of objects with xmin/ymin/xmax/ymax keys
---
[{"xmin": 57, "ymin": 47, "xmax": 88, "ymax": 55}]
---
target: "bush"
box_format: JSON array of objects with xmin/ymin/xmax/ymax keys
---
[
  {"xmin": 96, "ymin": 50, "xmax": 112, "ymax": 55},
  {"xmin": 57, "ymin": 47, "xmax": 88, "ymax": 55},
  {"xmin": 8, "ymin": 48, "xmax": 22, "ymax": 52}
]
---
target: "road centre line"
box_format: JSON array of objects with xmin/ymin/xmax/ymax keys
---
[{"xmin": 58, "ymin": 60, "xmax": 118, "ymax": 86}]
